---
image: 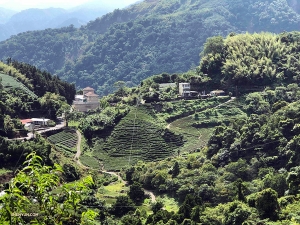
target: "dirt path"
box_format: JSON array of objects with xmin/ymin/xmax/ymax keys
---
[
  {"xmin": 144, "ymin": 189, "xmax": 156, "ymax": 203},
  {"xmin": 73, "ymin": 142, "xmax": 157, "ymax": 203},
  {"xmin": 101, "ymin": 170, "xmax": 156, "ymax": 203},
  {"xmin": 74, "ymin": 130, "xmax": 89, "ymax": 169},
  {"xmin": 212, "ymin": 97, "xmax": 236, "ymax": 108}
]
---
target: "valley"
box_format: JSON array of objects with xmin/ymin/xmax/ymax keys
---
[{"xmin": 1, "ymin": 0, "xmax": 300, "ymax": 224}]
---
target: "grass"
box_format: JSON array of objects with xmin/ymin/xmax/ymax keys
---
[
  {"xmin": 0, "ymin": 73, "xmax": 37, "ymax": 98},
  {"xmin": 0, "ymin": 168, "xmax": 12, "ymax": 175},
  {"xmin": 159, "ymin": 195, "xmax": 179, "ymax": 213},
  {"xmin": 68, "ymin": 120, "xmax": 80, "ymax": 128},
  {"xmin": 96, "ymin": 180, "xmax": 128, "ymax": 206}
]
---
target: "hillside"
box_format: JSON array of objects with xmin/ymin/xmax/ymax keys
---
[
  {"xmin": 0, "ymin": 60, "xmax": 74, "ymax": 138},
  {"xmin": 94, "ymin": 106, "xmax": 183, "ymax": 169},
  {"xmin": 2, "ymin": 30, "xmax": 300, "ymax": 224},
  {"xmin": 0, "ymin": 0, "xmax": 299, "ymax": 95}
]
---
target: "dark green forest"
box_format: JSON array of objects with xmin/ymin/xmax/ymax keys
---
[{"xmin": 0, "ymin": 0, "xmax": 299, "ymax": 95}]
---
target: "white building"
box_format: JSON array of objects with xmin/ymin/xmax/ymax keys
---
[
  {"xmin": 72, "ymin": 87, "xmax": 100, "ymax": 112},
  {"xmin": 31, "ymin": 118, "xmax": 50, "ymax": 126},
  {"xmin": 179, "ymin": 83, "xmax": 191, "ymax": 97}
]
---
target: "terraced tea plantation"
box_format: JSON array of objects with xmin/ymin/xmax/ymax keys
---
[
  {"xmin": 94, "ymin": 105, "xmax": 184, "ymax": 170},
  {"xmin": 48, "ymin": 130, "xmax": 78, "ymax": 153},
  {"xmin": 0, "ymin": 73, "xmax": 37, "ymax": 98}
]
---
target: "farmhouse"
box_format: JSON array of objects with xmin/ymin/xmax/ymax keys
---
[{"xmin": 72, "ymin": 87, "xmax": 100, "ymax": 112}]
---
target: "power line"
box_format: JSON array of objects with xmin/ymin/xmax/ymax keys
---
[{"xmin": 128, "ymin": 97, "xmax": 140, "ymax": 165}]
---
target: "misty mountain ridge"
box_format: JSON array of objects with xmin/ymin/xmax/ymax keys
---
[{"xmin": 0, "ymin": 0, "xmax": 139, "ymax": 41}]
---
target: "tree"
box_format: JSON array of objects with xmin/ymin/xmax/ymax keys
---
[
  {"xmin": 121, "ymin": 215, "xmax": 143, "ymax": 225},
  {"xmin": 201, "ymin": 36, "xmax": 224, "ymax": 57},
  {"xmin": 111, "ymin": 196, "xmax": 135, "ymax": 217},
  {"xmin": 224, "ymin": 201, "xmax": 252, "ymax": 225},
  {"xmin": 128, "ymin": 182, "xmax": 145, "ymax": 204},
  {"xmin": 286, "ymin": 166, "xmax": 300, "ymax": 195},
  {"xmin": 151, "ymin": 201, "xmax": 164, "ymax": 214},
  {"xmin": 114, "ymin": 81, "xmax": 126, "ymax": 97},
  {"xmin": 255, "ymin": 188, "xmax": 280, "ymax": 220},
  {"xmin": 63, "ymin": 164, "xmax": 80, "ymax": 182},
  {"xmin": 172, "ymin": 161, "xmax": 180, "ymax": 178}
]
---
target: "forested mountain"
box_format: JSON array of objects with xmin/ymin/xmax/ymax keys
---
[{"xmin": 0, "ymin": 0, "xmax": 299, "ymax": 96}]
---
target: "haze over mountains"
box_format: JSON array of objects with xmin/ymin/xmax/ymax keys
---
[
  {"xmin": 0, "ymin": 0, "xmax": 299, "ymax": 96},
  {"xmin": 0, "ymin": 0, "xmax": 139, "ymax": 41}
]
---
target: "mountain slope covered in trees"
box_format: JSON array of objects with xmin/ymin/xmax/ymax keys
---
[
  {"xmin": 0, "ymin": 0, "xmax": 299, "ymax": 95},
  {"xmin": 2, "ymin": 31, "xmax": 300, "ymax": 224}
]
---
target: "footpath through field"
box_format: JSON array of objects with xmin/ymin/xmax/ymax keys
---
[{"xmin": 73, "ymin": 130, "xmax": 156, "ymax": 203}]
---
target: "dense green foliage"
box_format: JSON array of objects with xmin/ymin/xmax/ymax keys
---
[
  {"xmin": 199, "ymin": 32, "xmax": 300, "ymax": 92},
  {"xmin": 9, "ymin": 60, "xmax": 76, "ymax": 104},
  {"xmin": 3, "ymin": 6, "xmax": 300, "ymax": 224},
  {"xmin": 0, "ymin": 135, "xmax": 52, "ymax": 168},
  {"xmin": 0, "ymin": 152, "xmax": 98, "ymax": 225},
  {"xmin": 0, "ymin": 0, "xmax": 300, "ymax": 95}
]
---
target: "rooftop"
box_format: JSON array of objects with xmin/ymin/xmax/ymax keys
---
[
  {"xmin": 75, "ymin": 95, "xmax": 85, "ymax": 99},
  {"xmin": 21, "ymin": 119, "xmax": 32, "ymax": 125},
  {"xmin": 31, "ymin": 118, "xmax": 50, "ymax": 122},
  {"xmin": 83, "ymin": 86, "xmax": 94, "ymax": 91},
  {"xmin": 159, "ymin": 83, "xmax": 176, "ymax": 87},
  {"xmin": 211, "ymin": 90, "xmax": 225, "ymax": 93},
  {"xmin": 84, "ymin": 91, "xmax": 99, "ymax": 97}
]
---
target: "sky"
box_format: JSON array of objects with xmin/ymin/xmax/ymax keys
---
[{"xmin": 0, "ymin": 0, "xmax": 139, "ymax": 11}]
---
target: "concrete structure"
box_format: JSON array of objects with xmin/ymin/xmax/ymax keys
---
[
  {"xmin": 179, "ymin": 83, "xmax": 191, "ymax": 97},
  {"xmin": 73, "ymin": 87, "xmax": 100, "ymax": 112},
  {"xmin": 31, "ymin": 118, "xmax": 50, "ymax": 126},
  {"xmin": 210, "ymin": 90, "xmax": 226, "ymax": 96}
]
